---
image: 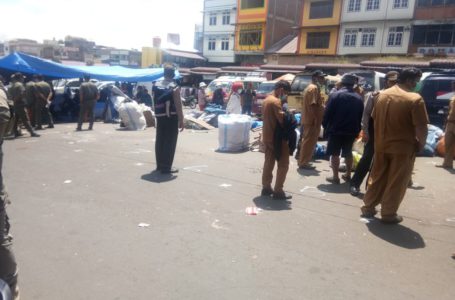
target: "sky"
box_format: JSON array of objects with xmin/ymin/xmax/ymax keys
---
[{"xmin": 0, "ymin": 0, "xmax": 204, "ymax": 51}]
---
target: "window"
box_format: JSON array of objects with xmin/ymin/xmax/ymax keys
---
[
  {"xmin": 309, "ymin": 0, "xmax": 334, "ymax": 19},
  {"xmin": 222, "ymin": 12, "xmax": 230, "ymax": 25},
  {"xmin": 221, "ymin": 38, "xmax": 230, "ymax": 50},
  {"xmin": 239, "ymin": 30, "xmax": 262, "ymax": 46},
  {"xmin": 344, "ymin": 29, "xmax": 358, "ymax": 47},
  {"xmin": 412, "ymin": 25, "xmax": 455, "ymax": 45},
  {"xmin": 367, "ymin": 0, "xmax": 380, "ymax": 10},
  {"xmin": 306, "ymin": 32, "xmax": 330, "ymax": 49},
  {"xmin": 361, "ymin": 28, "xmax": 376, "ymax": 46},
  {"xmin": 387, "ymin": 26, "xmax": 404, "ymax": 46},
  {"xmin": 209, "ymin": 13, "xmax": 217, "ymax": 26},
  {"xmin": 348, "ymin": 0, "xmax": 362, "ymax": 12},
  {"xmin": 208, "ymin": 38, "xmax": 216, "ymax": 51},
  {"xmin": 393, "ymin": 0, "xmax": 408, "ymax": 8},
  {"xmin": 240, "ymin": 0, "xmax": 265, "ymax": 9}
]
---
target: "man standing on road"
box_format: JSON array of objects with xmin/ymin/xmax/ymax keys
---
[
  {"xmin": 152, "ymin": 65, "xmax": 184, "ymax": 174},
  {"xmin": 361, "ymin": 68, "xmax": 429, "ymax": 224},
  {"xmin": 298, "ymin": 70, "xmax": 326, "ymax": 170},
  {"xmin": 34, "ymin": 74, "xmax": 54, "ymax": 130},
  {"xmin": 0, "ymin": 86, "xmax": 20, "ymax": 300},
  {"xmin": 261, "ymin": 80, "xmax": 293, "ymax": 200},
  {"xmin": 322, "ymin": 74, "xmax": 364, "ymax": 184},
  {"xmin": 241, "ymin": 82, "xmax": 255, "ymax": 116},
  {"xmin": 76, "ymin": 75, "xmax": 99, "ymax": 131},
  {"xmin": 350, "ymin": 71, "xmax": 399, "ymax": 196},
  {"xmin": 8, "ymin": 73, "xmax": 39, "ymax": 138},
  {"xmin": 437, "ymin": 92, "xmax": 455, "ymax": 169}
]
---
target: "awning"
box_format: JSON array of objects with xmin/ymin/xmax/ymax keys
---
[{"xmin": 0, "ymin": 52, "xmax": 174, "ymax": 82}]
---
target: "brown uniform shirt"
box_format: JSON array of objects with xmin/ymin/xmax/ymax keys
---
[
  {"xmin": 301, "ymin": 83, "xmax": 324, "ymax": 126},
  {"xmin": 262, "ymin": 94, "xmax": 284, "ymax": 144},
  {"xmin": 79, "ymin": 82, "xmax": 99, "ymax": 102},
  {"xmin": 448, "ymin": 96, "xmax": 455, "ymax": 123},
  {"xmin": 373, "ymin": 85, "xmax": 429, "ymax": 154}
]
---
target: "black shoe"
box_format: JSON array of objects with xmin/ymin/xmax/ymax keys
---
[
  {"xmin": 272, "ymin": 192, "xmax": 292, "ymax": 200},
  {"xmin": 14, "ymin": 132, "xmax": 23, "ymax": 138},
  {"xmin": 299, "ymin": 163, "xmax": 316, "ymax": 170},
  {"xmin": 261, "ymin": 188, "xmax": 273, "ymax": 196},
  {"xmin": 161, "ymin": 168, "xmax": 178, "ymax": 174},
  {"xmin": 381, "ymin": 215, "xmax": 403, "ymax": 224},
  {"xmin": 35, "ymin": 126, "xmax": 43, "ymax": 130},
  {"xmin": 47, "ymin": 125, "xmax": 54, "ymax": 128},
  {"xmin": 326, "ymin": 176, "xmax": 340, "ymax": 184},
  {"xmin": 31, "ymin": 132, "xmax": 40, "ymax": 137},
  {"xmin": 76, "ymin": 128, "xmax": 82, "ymax": 131},
  {"xmin": 88, "ymin": 127, "xmax": 93, "ymax": 130},
  {"xmin": 350, "ymin": 186, "xmax": 360, "ymax": 196}
]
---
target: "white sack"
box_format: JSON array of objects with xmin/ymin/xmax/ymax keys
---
[{"xmin": 218, "ymin": 114, "xmax": 252, "ymax": 152}]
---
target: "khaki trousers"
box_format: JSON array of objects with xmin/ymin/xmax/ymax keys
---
[
  {"xmin": 262, "ymin": 141, "xmax": 289, "ymax": 193},
  {"xmin": 362, "ymin": 152, "xmax": 414, "ymax": 218},
  {"xmin": 298, "ymin": 124, "xmax": 320, "ymax": 166},
  {"xmin": 443, "ymin": 122, "xmax": 455, "ymax": 168}
]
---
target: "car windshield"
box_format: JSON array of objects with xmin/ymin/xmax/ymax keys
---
[
  {"xmin": 420, "ymin": 77, "xmax": 455, "ymax": 102},
  {"xmin": 257, "ymin": 83, "xmax": 275, "ymax": 94},
  {"xmin": 291, "ymin": 75, "xmax": 312, "ymax": 92}
]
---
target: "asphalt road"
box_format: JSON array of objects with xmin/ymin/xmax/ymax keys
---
[{"xmin": 3, "ymin": 123, "xmax": 455, "ymax": 300}]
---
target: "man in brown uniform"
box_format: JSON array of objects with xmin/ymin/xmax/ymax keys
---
[
  {"xmin": 298, "ymin": 70, "xmax": 326, "ymax": 170},
  {"xmin": 437, "ymin": 94, "xmax": 455, "ymax": 169},
  {"xmin": 8, "ymin": 73, "xmax": 39, "ymax": 138},
  {"xmin": 33, "ymin": 74, "xmax": 54, "ymax": 130},
  {"xmin": 361, "ymin": 68, "xmax": 429, "ymax": 224},
  {"xmin": 261, "ymin": 80, "xmax": 292, "ymax": 200},
  {"xmin": 77, "ymin": 75, "xmax": 99, "ymax": 131}
]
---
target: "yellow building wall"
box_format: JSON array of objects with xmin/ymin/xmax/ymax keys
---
[
  {"xmin": 237, "ymin": 0, "xmax": 268, "ymax": 23},
  {"xmin": 235, "ymin": 23, "xmax": 266, "ymax": 52},
  {"xmin": 141, "ymin": 47, "xmax": 162, "ymax": 68},
  {"xmin": 301, "ymin": 0, "xmax": 341, "ymax": 27},
  {"xmin": 298, "ymin": 27, "xmax": 339, "ymax": 56}
]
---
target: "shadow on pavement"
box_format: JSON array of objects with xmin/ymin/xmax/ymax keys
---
[
  {"xmin": 297, "ymin": 168, "xmax": 321, "ymax": 177},
  {"xmin": 141, "ymin": 170, "xmax": 177, "ymax": 183},
  {"xmin": 253, "ymin": 196, "xmax": 292, "ymax": 211},
  {"xmin": 366, "ymin": 220, "xmax": 425, "ymax": 249},
  {"xmin": 317, "ymin": 183, "xmax": 348, "ymax": 194}
]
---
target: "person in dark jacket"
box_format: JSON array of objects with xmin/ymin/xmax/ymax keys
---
[{"xmin": 322, "ymin": 74, "xmax": 364, "ymax": 184}]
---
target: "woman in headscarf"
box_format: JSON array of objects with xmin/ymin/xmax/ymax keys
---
[{"xmin": 226, "ymin": 82, "xmax": 243, "ymax": 114}]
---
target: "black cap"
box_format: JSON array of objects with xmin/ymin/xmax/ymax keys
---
[
  {"xmin": 312, "ymin": 70, "xmax": 326, "ymax": 77},
  {"xmin": 341, "ymin": 74, "xmax": 357, "ymax": 85}
]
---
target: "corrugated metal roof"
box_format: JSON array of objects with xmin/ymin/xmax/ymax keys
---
[
  {"xmin": 163, "ymin": 49, "xmax": 206, "ymax": 61},
  {"xmin": 259, "ymin": 64, "xmax": 306, "ymax": 72},
  {"xmin": 360, "ymin": 61, "xmax": 430, "ymax": 68},
  {"xmin": 276, "ymin": 36, "xmax": 298, "ymax": 54},
  {"xmin": 305, "ymin": 63, "xmax": 361, "ymax": 69}
]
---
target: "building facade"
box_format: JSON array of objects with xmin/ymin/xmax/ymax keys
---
[
  {"xmin": 410, "ymin": 0, "xmax": 455, "ymax": 56},
  {"xmin": 203, "ymin": 0, "xmax": 237, "ymax": 64},
  {"xmin": 3, "ymin": 39, "xmax": 42, "ymax": 57},
  {"xmin": 234, "ymin": 0, "xmax": 303, "ymax": 65},
  {"xmin": 298, "ymin": 0, "xmax": 342, "ymax": 56},
  {"xmin": 337, "ymin": 0, "xmax": 415, "ymax": 56}
]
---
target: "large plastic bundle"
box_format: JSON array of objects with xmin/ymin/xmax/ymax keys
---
[
  {"xmin": 118, "ymin": 101, "xmax": 146, "ymax": 130},
  {"xmin": 218, "ymin": 114, "xmax": 252, "ymax": 152}
]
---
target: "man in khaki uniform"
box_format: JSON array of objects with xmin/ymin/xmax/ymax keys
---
[
  {"xmin": 33, "ymin": 74, "xmax": 54, "ymax": 130},
  {"xmin": 261, "ymin": 80, "xmax": 292, "ymax": 200},
  {"xmin": 298, "ymin": 70, "xmax": 326, "ymax": 170},
  {"xmin": 361, "ymin": 68, "xmax": 429, "ymax": 224},
  {"xmin": 77, "ymin": 75, "xmax": 99, "ymax": 131},
  {"xmin": 8, "ymin": 73, "xmax": 39, "ymax": 138},
  {"xmin": 437, "ymin": 95, "xmax": 455, "ymax": 169}
]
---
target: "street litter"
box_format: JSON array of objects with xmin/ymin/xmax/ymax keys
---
[
  {"xmin": 359, "ymin": 218, "xmax": 372, "ymax": 223},
  {"xmin": 219, "ymin": 183, "xmax": 232, "ymax": 188},
  {"xmin": 63, "ymin": 180, "xmax": 72, "ymax": 184},
  {"xmin": 245, "ymin": 206, "xmax": 261, "ymax": 215},
  {"xmin": 138, "ymin": 223, "xmax": 150, "ymax": 228}
]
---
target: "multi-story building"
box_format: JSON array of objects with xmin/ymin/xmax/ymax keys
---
[
  {"xmin": 194, "ymin": 23, "xmax": 204, "ymax": 53},
  {"xmin": 234, "ymin": 0, "xmax": 303, "ymax": 65},
  {"xmin": 410, "ymin": 0, "xmax": 455, "ymax": 56},
  {"xmin": 338, "ymin": 0, "xmax": 415, "ymax": 56},
  {"xmin": 298, "ymin": 0, "xmax": 342, "ymax": 56},
  {"xmin": 3, "ymin": 39, "xmax": 42, "ymax": 57},
  {"xmin": 203, "ymin": 0, "xmax": 237, "ymax": 64}
]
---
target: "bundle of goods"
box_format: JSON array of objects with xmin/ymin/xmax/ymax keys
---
[{"xmin": 218, "ymin": 114, "xmax": 252, "ymax": 152}]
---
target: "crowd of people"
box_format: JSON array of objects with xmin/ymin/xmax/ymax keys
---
[{"xmin": 260, "ymin": 67, "xmax": 454, "ymax": 255}]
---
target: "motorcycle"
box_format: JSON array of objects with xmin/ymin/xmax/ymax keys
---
[{"xmin": 182, "ymin": 95, "xmax": 197, "ymax": 109}]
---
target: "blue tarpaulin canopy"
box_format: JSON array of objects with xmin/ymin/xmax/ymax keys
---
[{"xmin": 0, "ymin": 52, "xmax": 168, "ymax": 82}]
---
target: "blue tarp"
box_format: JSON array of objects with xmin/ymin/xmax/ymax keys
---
[{"xmin": 0, "ymin": 52, "xmax": 168, "ymax": 82}]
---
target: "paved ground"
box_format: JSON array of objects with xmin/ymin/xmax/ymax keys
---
[{"xmin": 3, "ymin": 122, "xmax": 455, "ymax": 300}]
